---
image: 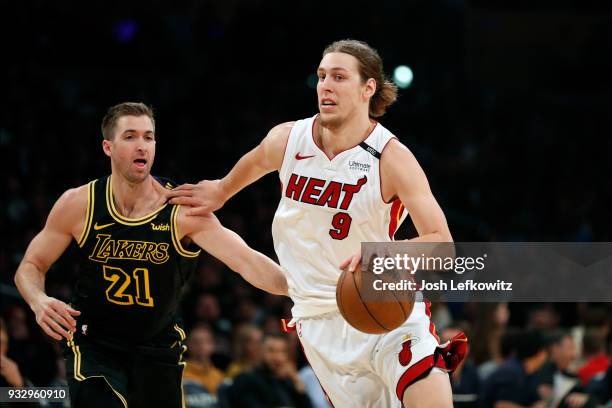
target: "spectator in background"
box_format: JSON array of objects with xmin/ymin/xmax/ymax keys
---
[
  {"xmin": 470, "ymin": 303, "xmax": 510, "ymax": 381},
  {"xmin": 586, "ymin": 363, "xmax": 612, "ymax": 406},
  {"xmin": 0, "ymin": 318, "xmax": 25, "ymax": 388},
  {"xmin": 298, "ymin": 365, "xmax": 328, "ymax": 408},
  {"xmin": 527, "ymin": 304, "xmax": 560, "ymax": 330},
  {"xmin": 538, "ymin": 331, "xmax": 597, "ymax": 408},
  {"xmin": 183, "ymin": 323, "xmax": 225, "ymax": 396},
  {"xmin": 581, "ymin": 307, "xmax": 611, "ymax": 340},
  {"xmin": 226, "ymin": 324, "xmax": 263, "ymax": 379},
  {"xmin": 0, "ymin": 321, "xmax": 41, "ymax": 408},
  {"xmin": 481, "ymin": 329, "xmax": 548, "ymax": 408},
  {"xmin": 3, "ymin": 305, "xmax": 56, "ymax": 387},
  {"xmin": 230, "ymin": 333, "xmax": 311, "ymax": 408},
  {"xmin": 549, "ymin": 331, "xmax": 578, "ymax": 374},
  {"xmin": 194, "ymin": 293, "xmax": 222, "ymax": 325},
  {"xmin": 191, "ymin": 292, "xmax": 234, "ymax": 338},
  {"xmin": 578, "ymin": 329, "xmax": 610, "ymax": 386}
]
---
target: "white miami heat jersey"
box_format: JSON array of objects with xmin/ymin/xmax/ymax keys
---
[{"xmin": 272, "ymin": 115, "xmax": 409, "ymax": 318}]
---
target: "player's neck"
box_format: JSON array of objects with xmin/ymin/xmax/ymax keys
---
[
  {"xmin": 316, "ymin": 113, "xmax": 375, "ymax": 158},
  {"xmin": 110, "ymin": 174, "xmax": 163, "ymax": 218}
]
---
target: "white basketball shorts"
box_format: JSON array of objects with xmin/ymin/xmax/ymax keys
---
[{"xmin": 294, "ymin": 300, "xmax": 448, "ymax": 407}]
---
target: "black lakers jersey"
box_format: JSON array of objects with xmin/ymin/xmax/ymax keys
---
[{"xmin": 72, "ymin": 175, "xmax": 200, "ymax": 343}]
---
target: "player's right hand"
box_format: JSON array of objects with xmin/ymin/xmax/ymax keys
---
[
  {"xmin": 167, "ymin": 179, "xmax": 227, "ymax": 215},
  {"xmin": 339, "ymin": 250, "xmax": 361, "ymax": 273},
  {"xmin": 31, "ymin": 295, "xmax": 80, "ymax": 341}
]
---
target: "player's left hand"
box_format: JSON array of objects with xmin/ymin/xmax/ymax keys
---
[
  {"xmin": 339, "ymin": 250, "xmax": 361, "ymax": 273},
  {"xmin": 167, "ymin": 180, "xmax": 227, "ymax": 215}
]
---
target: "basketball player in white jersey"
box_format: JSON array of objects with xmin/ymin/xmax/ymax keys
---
[{"xmin": 167, "ymin": 40, "xmax": 467, "ymax": 407}]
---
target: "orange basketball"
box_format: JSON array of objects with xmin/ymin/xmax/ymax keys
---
[{"xmin": 336, "ymin": 266, "xmax": 414, "ymax": 334}]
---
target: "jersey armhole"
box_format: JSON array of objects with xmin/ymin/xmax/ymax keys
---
[
  {"xmin": 170, "ymin": 205, "xmax": 201, "ymax": 258},
  {"xmin": 379, "ymin": 136, "xmax": 400, "ymax": 204},
  {"xmin": 278, "ymin": 121, "xmax": 298, "ymax": 183},
  {"xmin": 77, "ymin": 180, "xmax": 96, "ymax": 247}
]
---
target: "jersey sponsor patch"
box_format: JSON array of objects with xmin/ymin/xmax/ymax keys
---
[
  {"xmin": 348, "ymin": 160, "xmax": 371, "ymax": 172},
  {"xmin": 150, "ymin": 222, "xmax": 170, "ymax": 231}
]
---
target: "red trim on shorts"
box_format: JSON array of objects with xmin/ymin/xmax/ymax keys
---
[
  {"xmin": 280, "ymin": 318, "xmax": 295, "ymax": 333},
  {"xmin": 424, "ymin": 300, "xmax": 441, "ymax": 344},
  {"xmin": 295, "ymin": 331, "xmax": 336, "ymax": 408},
  {"xmin": 435, "ymin": 355, "xmax": 447, "ymax": 370},
  {"xmin": 396, "ymin": 352, "xmax": 447, "ymax": 402},
  {"xmin": 396, "ymin": 299, "xmax": 453, "ymax": 401},
  {"xmin": 388, "ymin": 198, "xmax": 405, "ymax": 239},
  {"xmin": 396, "ymin": 355, "xmax": 435, "ymax": 401}
]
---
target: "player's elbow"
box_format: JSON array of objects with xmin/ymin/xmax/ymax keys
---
[
  {"xmin": 233, "ymin": 252, "xmax": 289, "ymax": 296},
  {"xmin": 420, "ymin": 229, "xmax": 452, "ymax": 243},
  {"xmin": 230, "ymin": 249, "xmax": 260, "ymax": 279},
  {"xmin": 231, "ymin": 259, "xmax": 249, "ymax": 277},
  {"xmin": 437, "ymin": 230, "xmax": 453, "ymax": 243},
  {"xmin": 276, "ymin": 278, "xmax": 289, "ymax": 297},
  {"xmin": 267, "ymin": 267, "xmax": 289, "ymax": 297},
  {"xmin": 14, "ymin": 259, "xmax": 35, "ymax": 283},
  {"xmin": 225, "ymin": 250, "xmax": 248, "ymax": 276}
]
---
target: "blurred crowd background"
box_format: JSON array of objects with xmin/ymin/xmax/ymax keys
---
[{"xmin": 2, "ymin": 0, "xmax": 611, "ymax": 407}]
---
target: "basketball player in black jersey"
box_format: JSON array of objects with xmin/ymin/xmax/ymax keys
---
[{"xmin": 14, "ymin": 102, "xmax": 288, "ymax": 408}]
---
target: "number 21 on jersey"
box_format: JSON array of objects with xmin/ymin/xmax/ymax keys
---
[{"xmin": 103, "ymin": 266, "xmax": 155, "ymax": 307}]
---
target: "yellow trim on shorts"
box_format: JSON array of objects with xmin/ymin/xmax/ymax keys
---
[
  {"xmin": 106, "ymin": 175, "xmax": 167, "ymax": 226},
  {"xmin": 170, "ymin": 205, "xmax": 201, "ymax": 258},
  {"xmin": 78, "ymin": 180, "xmax": 96, "ymax": 247},
  {"xmin": 173, "ymin": 324, "xmax": 187, "ymax": 340},
  {"xmin": 170, "ymin": 334, "xmax": 188, "ymax": 408},
  {"xmin": 179, "ymin": 344, "xmax": 187, "ymax": 408},
  {"xmin": 69, "ymin": 342, "xmax": 128, "ymax": 408}
]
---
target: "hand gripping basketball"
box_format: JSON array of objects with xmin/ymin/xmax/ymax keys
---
[{"xmin": 336, "ymin": 254, "xmax": 415, "ymax": 334}]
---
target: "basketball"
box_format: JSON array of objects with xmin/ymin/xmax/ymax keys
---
[{"xmin": 336, "ymin": 264, "xmax": 415, "ymax": 334}]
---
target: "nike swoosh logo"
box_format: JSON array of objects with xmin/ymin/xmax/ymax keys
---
[
  {"xmin": 295, "ymin": 153, "xmax": 316, "ymax": 160},
  {"xmin": 93, "ymin": 222, "xmax": 115, "ymax": 230}
]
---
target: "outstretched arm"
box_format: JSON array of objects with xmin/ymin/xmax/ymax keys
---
[
  {"xmin": 14, "ymin": 187, "xmax": 86, "ymax": 340},
  {"xmin": 167, "ymin": 122, "xmax": 293, "ymax": 215},
  {"xmin": 178, "ymin": 209, "xmax": 288, "ymax": 296}
]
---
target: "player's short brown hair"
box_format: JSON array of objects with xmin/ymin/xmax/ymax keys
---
[
  {"xmin": 101, "ymin": 102, "xmax": 155, "ymax": 140},
  {"xmin": 323, "ymin": 39, "xmax": 398, "ymax": 118}
]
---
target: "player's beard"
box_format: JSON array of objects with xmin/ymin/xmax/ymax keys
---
[
  {"xmin": 124, "ymin": 165, "xmax": 150, "ymax": 184},
  {"xmin": 318, "ymin": 111, "xmax": 343, "ymax": 130}
]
